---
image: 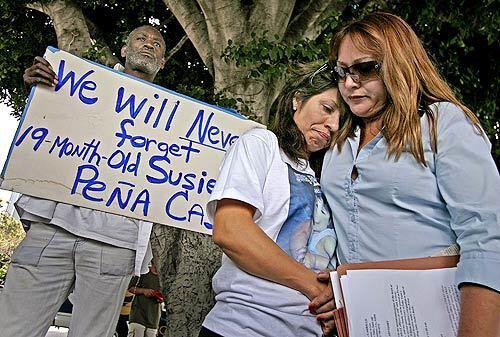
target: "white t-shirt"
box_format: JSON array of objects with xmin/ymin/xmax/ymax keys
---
[{"xmin": 203, "ymin": 128, "xmax": 337, "ymax": 337}]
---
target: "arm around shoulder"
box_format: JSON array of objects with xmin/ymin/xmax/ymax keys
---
[{"xmin": 212, "ymin": 198, "xmax": 328, "ymax": 300}]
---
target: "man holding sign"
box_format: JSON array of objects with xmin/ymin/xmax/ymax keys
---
[{"xmin": 0, "ymin": 25, "xmax": 166, "ymax": 337}]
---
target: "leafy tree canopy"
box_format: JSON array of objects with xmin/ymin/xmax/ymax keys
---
[{"xmin": 0, "ymin": 0, "xmax": 497, "ymax": 161}]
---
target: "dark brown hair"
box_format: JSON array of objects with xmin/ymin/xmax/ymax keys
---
[{"xmin": 269, "ymin": 62, "xmax": 338, "ymax": 177}]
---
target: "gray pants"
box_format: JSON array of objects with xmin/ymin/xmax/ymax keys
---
[{"xmin": 0, "ymin": 222, "xmax": 134, "ymax": 337}]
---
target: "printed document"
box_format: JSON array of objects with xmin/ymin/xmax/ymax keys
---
[{"xmin": 340, "ymin": 268, "xmax": 459, "ymax": 337}]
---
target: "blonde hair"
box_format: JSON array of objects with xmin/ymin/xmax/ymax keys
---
[{"xmin": 329, "ymin": 12, "xmax": 482, "ymax": 165}]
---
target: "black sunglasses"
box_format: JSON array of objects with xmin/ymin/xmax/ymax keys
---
[
  {"xmin": 309, "ymin": 62, "xmax": 336, "ymax": 86},
  {"xmin": 333, "ymin": 60, "xmax": 381, "ymax": 83}
]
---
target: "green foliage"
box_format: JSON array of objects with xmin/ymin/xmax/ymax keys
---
[
  {"xmin": 0, "ymin": 1, "xmax": 56, "ymax": 115},
  {"xmin": 223, "ymin": 35, "xmax": 322, "ymax": 82},
  {"xmin": 0, "ymin": 208, "xmax": 25, "ymax": 283},
  {"xmin": 222, "ymin": 10, "xmax": 343, "ymax": 85},
  {"xmin": 81, "ymin": 39, "xmax": 110, "ymax": 63}
]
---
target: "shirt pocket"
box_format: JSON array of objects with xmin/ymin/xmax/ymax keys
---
[
  {"xmin": 100, "ymin": 244, "xmax": 135, "ymax": 276},
  {"xmin": 11, "ymin": 223, "xmax": 57, "ymax": 266}
]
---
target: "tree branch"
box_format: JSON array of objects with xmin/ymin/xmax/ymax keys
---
[
  {"xmin": 25, "ymin": 1, "xmax": 43, "ymax": 12},
  {"xmin": 283, "ymin": 0, "xmax": 348, "ymax": 45},
  {"xmin": 165, "ymin": 35, "xmax": 189, "ymax": 63},
  {"xmin": 248, "ymin": 0, "xmax": 295, "ymax": 35},
  {"xmin": 197, "ymin": 0, "xmax": 246, "ymax": 52},
  {"xmin": 198, "ymin": 0, "xmax": 244, "ymax": 30}
]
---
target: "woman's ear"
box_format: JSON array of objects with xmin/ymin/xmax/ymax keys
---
[{"xmin": 293, "ymin": 93, "xmax": 302, "ymax": 111}]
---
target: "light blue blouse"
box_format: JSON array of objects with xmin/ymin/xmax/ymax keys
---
[{"xmin": 321, "ymin": 102, "xmax": 500, "ymax": 291}]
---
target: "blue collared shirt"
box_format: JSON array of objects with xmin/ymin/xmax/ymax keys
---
[{"xmin": 321, "ymin": 102, "xmax": 500, "ymax": 291}]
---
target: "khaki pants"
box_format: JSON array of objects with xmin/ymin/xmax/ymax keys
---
[
  {"xmin": 128, "ymin": 322, "xmax": 158, "ymax": 337},
  {"xmin": 0, "ymin": 223, "xmax": 134, "ymax": 337}
]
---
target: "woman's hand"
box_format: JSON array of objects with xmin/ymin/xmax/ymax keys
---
[
  {"xmin": 310, "ymin": 270, "xmax": 337, "ymax": 336},
  {"xmin": 309, "ymin": 270, "xmax": 336, "ymax": 313}
]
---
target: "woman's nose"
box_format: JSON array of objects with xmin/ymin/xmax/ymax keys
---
[
  {"xmin": 325, "ymin": 112, "xmax": 340, "ymax": 132},
  {"xmin": 343, "ymin": 74, "xmax": 360, "ymax": 89}
]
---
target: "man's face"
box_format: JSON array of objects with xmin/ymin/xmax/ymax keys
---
[{"xmin": 122, "ymin": 26, "xmax": 166, "ymax": 76}]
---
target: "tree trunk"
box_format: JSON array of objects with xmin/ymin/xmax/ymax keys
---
[
  {"xmin": 28, "ymin": 0, "xmax": 120, "ymax": 67},
  {"xmin": 27, "ymin": 0, "xmax": 92, "ymax": 56},
  {"xmin": 150, "ymin": 224, "xmax": 221, "ymax": 337},
  {"xmin": 167, "ymin": 0, "xmax": 346, "ymax": 122}
]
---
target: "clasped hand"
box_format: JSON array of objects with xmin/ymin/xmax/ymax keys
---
[{"xmin": 309, "ymin": 270, "xmax": 337, "ymax": 336}]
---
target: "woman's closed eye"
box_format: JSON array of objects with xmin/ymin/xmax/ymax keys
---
[{"xmin": 322, "ymin": 104, "xmax": 334, "ymax": 113}]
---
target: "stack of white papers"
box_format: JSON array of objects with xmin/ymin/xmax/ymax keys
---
[{"xmin": 332, "ymin": 268, "xmax": 459, "ymax": 337}]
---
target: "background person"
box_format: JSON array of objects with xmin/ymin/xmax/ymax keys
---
[
  {"xmin": 199, "ymin": 63, "xmax": 340, "ymax": 337},
  {"xmin": 128, "ymin": 262, "xmax": 164, "ymax": 337},
  {"xmin": 116, "ymin": 289, "xmax": 135, "ymax": 337},
  {"xmin": 0, "ymin": 25, "xmax": 165, "ymax": 337},
  {"xmin": 312, "ymin": 12, "xmax": 500, "ymax": 337}
]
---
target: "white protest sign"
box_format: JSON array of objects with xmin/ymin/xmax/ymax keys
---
[{"xmin": 0, "ymin": 47, "xmax": 263, "ymax": 234}]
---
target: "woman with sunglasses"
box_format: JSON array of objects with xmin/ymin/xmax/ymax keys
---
[
  {"xmin": 313, "ymin": 12, "xmax": 500, "ymax": 337},
  {"xmin": 198, "ymin": 63, "xmax": 340, "ymax": 337}
]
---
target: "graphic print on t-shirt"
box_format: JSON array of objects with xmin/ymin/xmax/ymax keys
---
[{"xmin": 276, "ymin": 165, "xmax": 337, "ymax": 271}]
